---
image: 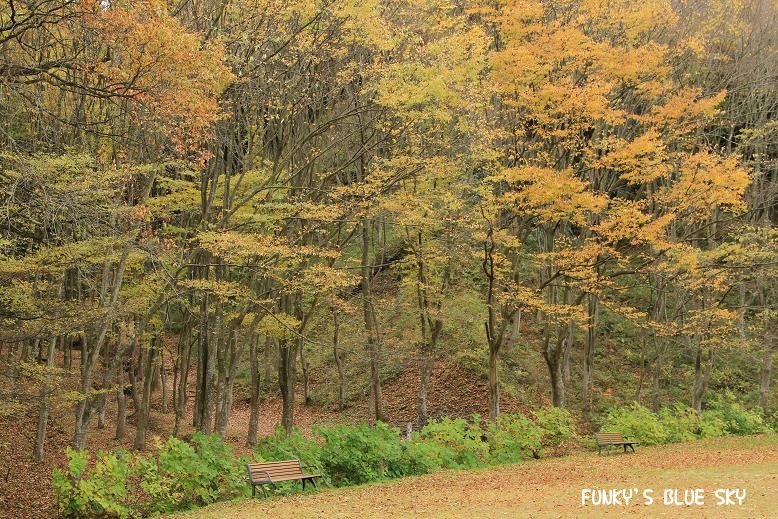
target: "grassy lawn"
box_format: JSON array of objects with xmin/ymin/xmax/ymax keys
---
[{"xmin": 169, "ymin": 435, "xmax": 778, "ymax": 519}]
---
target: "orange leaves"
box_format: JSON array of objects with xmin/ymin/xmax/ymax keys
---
[
  {"xmin": 88, "ymin": 0, "xmax": 232, "ymax": 159},
  {"xmin": 659, "ymin": 151, "xmax": 749, "ymax": 220},
  {"xmin": 598, "ymin": 129, "xmax": 670, "ymax": 185},
  {"xmin": 488, "ymin": 167, "xmax": 607, "ymax": 226}
]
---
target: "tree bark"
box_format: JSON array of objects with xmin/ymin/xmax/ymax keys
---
[
  {"xmin": 759, "ymin": 337, "xmax": 773, "ymax": 412},
  {"xmin": 332, "ymin": 310, "xmax": 346, "ymax": 410},
  {"xmin": 33, "ymin": 337, "xmax": 57, "ymax": 462},
  {"xmin": 247, "ymin": 334, "xmax": 262, "ymax": 446},
  {"xmin": 278, "ymin": 336, "xmax": 297, "ymax": 434},
  {"xmin": 134, "ymin": 336, "xmax": 158, "ymax": 449},
  {"xmin": 692, "ymin": 340, "xmax": 714, "ymax": 415},
  {"xmin": 582, "ymin": 294, "xmax": 598, "ymax": 412}
]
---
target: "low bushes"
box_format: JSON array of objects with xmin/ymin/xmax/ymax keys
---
[
  {"xmin": 54, "ymin": 400, "xmax": 768, "ymax": 517},
  {"xmin": 52, "ymin": 410, "xmax": 576, "ymax": 517},
  {"xmin": 600, "ymin": 398, "xmax": 771, "ymax": 446},
  {"xmin": 601, "ymin": 404, "xmax": 669, "ymax": 445},
  {"xmin": 52, "ymin": 434, "xmax": 247, "ymax": 518},
  {"xmin": 318, "ymin": 422, "xmax": 404, "ymax": 485}
]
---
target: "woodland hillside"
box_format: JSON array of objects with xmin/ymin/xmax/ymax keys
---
[{"xmin": 1, "ymin": 0, "xmax": 778, "ymax": 517}]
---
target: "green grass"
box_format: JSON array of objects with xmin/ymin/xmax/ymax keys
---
[{"xmin": 167, "ymin": 434, "xmax": 778, "ymax": 518}]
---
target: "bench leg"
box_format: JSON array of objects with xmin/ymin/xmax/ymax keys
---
[
  {"xmin": 302, "ymin": 478, "xmax": 306, "ymax": 490},
  {"xmin": 258, "ymin": 484, "xmax": 268, "ymax": 498}
]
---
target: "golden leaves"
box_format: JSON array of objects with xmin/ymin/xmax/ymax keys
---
[
  {"xmin": 197, "ymin": 231, "xmax": 338, "ymax": 264},
  {"xmin": 659, "ymin": 151, "xmax": 749, "ymax": 220},
  {"xmin": 489, "ymin": 167, "xmax": 607, "ymax": 226}
]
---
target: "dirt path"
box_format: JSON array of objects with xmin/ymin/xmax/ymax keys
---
[{"xmin": 171, "ymin": 435, "xmax": 778, "ymax": 519}]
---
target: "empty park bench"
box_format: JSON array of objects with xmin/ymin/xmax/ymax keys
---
[
  {"xmin": 246, "ymin": 460, "xmax": 321, "ymax": 497},
  {"xmin": 594, "ymin": 432, "xmax": 639, "ymax": 455}
]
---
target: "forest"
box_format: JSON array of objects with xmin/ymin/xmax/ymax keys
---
[{"xmin": 1, "ymin": 0, "xmax": 777, "ymax": 517}]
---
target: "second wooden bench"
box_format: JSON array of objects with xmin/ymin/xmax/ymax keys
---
[
  {"xmin": 246, "ymin": 459, "xmax": 321, "ymax": 497},
  {"xmin": 594, "ymin": 431, "xmax": 639, "ymax": 455}
]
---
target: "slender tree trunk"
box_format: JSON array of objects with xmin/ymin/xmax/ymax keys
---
[
  {"xmin": 488, "ymin": 341, "xmax": 500, "ymax": 419},
  {"xmin": 116, "ymin": 370, "xmax": 127, "ymax": 441},
  {"xmin": 247, "ymin": 334, "xmax": 261, "ymax": 446},
  {"xmin": 160, "ymin": 347, "xmax": 169, "ymax": 414},
  {"xmin": 759, "ymin": 338, "xmax": 773, "ymax": 412},
  {"xmin": 692, "ymin": 340, "xmax": 714, "ymax": 415},
  {"xmin": 134, "ymin": 336, "xmax": 158, "ymax": 449},
  {"xmin": 174, "ymin": 324, "xmax": 192, "ymax": 437},
  {"xmin": 332, "ymin": 311, "xmax": 346, "ymax": 410},
  {"xmin": 562, "ymin": 325, "xmax": 572, "ymax": 388},
  {"xmin": 216, "ymin": 331, "xmax": 240, "ymax": 436},
  {"xmin": 64, "ymin": 335, "xmax": 72, "ymax": 370},
  {"xmin": 652, "ymin": 346, "xmax": 663, "ymax": 412},
  {"xmin": 300, "ymin": 337, "xmax": 311, "ymax": 405},
  {"xmin": 582, "ymin": 294, "xmax": 597, "ymax": 412},
  {"xmin": 278, "ymin": 336, "xmax": 297, "ymax": 434},
  {"xmin": 263, "ymin": 334, "xmax": 273, "ymax": 389},
  {"xmin": 361, "ymin": 218, "xmax": 383, "ymax": 423},
  {"xmin": 544, "ymin": 334, "xmax": 566, "ymax": 408},
  {"xmin": 33, "ymin": 337, "xmax": 57, "ymax": 461}
]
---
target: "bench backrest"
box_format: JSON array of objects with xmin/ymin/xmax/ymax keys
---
[
  {"xmin": 247, "ymin": 460, "xmax": 303, "ymax": 482},
  {"xmin": 594, "ymin": 432, "xmax": 626, "ymax": 444}
]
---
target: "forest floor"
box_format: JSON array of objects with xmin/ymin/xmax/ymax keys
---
[
  {"xmin": 171, "ymin": 435, "xmax": 778, "ymax": 519},
  {"xmin": 0, "ymin": 358, "xmax": 537, "ymax": 519}
]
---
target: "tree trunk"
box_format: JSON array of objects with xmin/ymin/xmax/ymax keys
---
[
  {"xmin": 116, "ymin": 373, "xmax": 127, "ymax": 441},
  {"xmin": 652, "ymin": 351, "xmax": 662, "ymax": 412},
  {"xmin": 582, "ymin": 294, "xmax": 597, "ymax": 412},
  {"xmin": 692, "ymin": 340, "xmax": 714, "ymax": 415},
  {"xmin": 759, "ymin": 338, "xmax": 773, "ymax": 412},
  {"xmin": 247, "ymin": 334, "xmax": 261, "ymax": 446},
  {"xmin": 332, "ymin": 311, "xmax": 346, "ymax": 410},
  {"xmin": 134, "ymin": 336, "xmax": 158, "ymax": 449},
  {"xmin": 160, "ymin": 347, "xmax": 169, "ymax": 414},
  {"xmin": 300, "ymin": 337, "xmax": 311, "ymax": 406},
  {"xmin": 216, "ymin": 331, "xmax": 240, "ymax": 436},
  {"xmin": 278, "ymin": 337, "xmax": 297, "ymax": 434},
  {"xmin": 174, "ymin": 322, "xmax": 191, "ymax": 437},
  {"xmin": 487, "ymin": 342, "xmax": 500, "ymax": 419},
  {"xmin": 33, "ymin": 337, "xmax": 57, "ymax": 462},
  {"xmin": 361, "ymin": 218, "xmax": 383, "ymax": 423},
  {"xmin": 543, "ymin": 331, "xmax": 566, "ymax": 408}
]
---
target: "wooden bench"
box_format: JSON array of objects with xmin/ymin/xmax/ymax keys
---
[
  {"xmin": 594, "ymin": 432, "xmax": 639, "ymax": 455},
  {"xmin": 246, "ymin": 460, "xmax": 321, "ymax": 497}
]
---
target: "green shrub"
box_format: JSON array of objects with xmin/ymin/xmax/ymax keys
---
[
  {"xmin": 601, "ymin": 404, "xmax": 668, "ymax": 445},
  {"xmin": 533, "ymin": 407, "xmax": 575, "ymax": 447},
  {"xmin": 393, "ymin": 437, "xmax": 455, "ymax": 476},
  {"xmin": 52, "ymin": 434, "xmax": 247, "ymax": 518},
  {"xmin": 255, "ymin": 426, "xmax": 322, "ymax": 471},
  {"xmin": 254, "ymin": 426, "xmax": 326, "ymax": 492},
  {"xmin": 53, "ymin": 448, "xmax": 133, "ymax": 518},
  {"xmin": 486, "ymin": 413, "xmax": 543, "ymax": 463},
  {"xmin": 317, "ymin": 422, "xmax": 403, "ymax": 486},
  {"xmin": 699, "ymin": 410, "xmax": 728, "ymax": 438},
  {"xmin": 417, "ymin": 415, "xmax": 489, "ymax": 468},
  {"xmin": 659, "ymin": 404, "xmax": 701, "ymax": 443},
  {"xmin": 707, "ymin": 393, "xmax": 768, "ymax": 436}
]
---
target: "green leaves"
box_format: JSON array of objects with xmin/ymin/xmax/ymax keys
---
[{"xmin": 51, "ymin": 435, "xmax": 248, "ymax": 518}]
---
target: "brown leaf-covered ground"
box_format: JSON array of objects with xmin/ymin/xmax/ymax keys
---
[
  {"xmin": 0, "ymin": 358, "xmax": 534, "ymax": 519},
  {"xmin": 170, "ymin": 435, "xmax": 778, "ymax": 519}
]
